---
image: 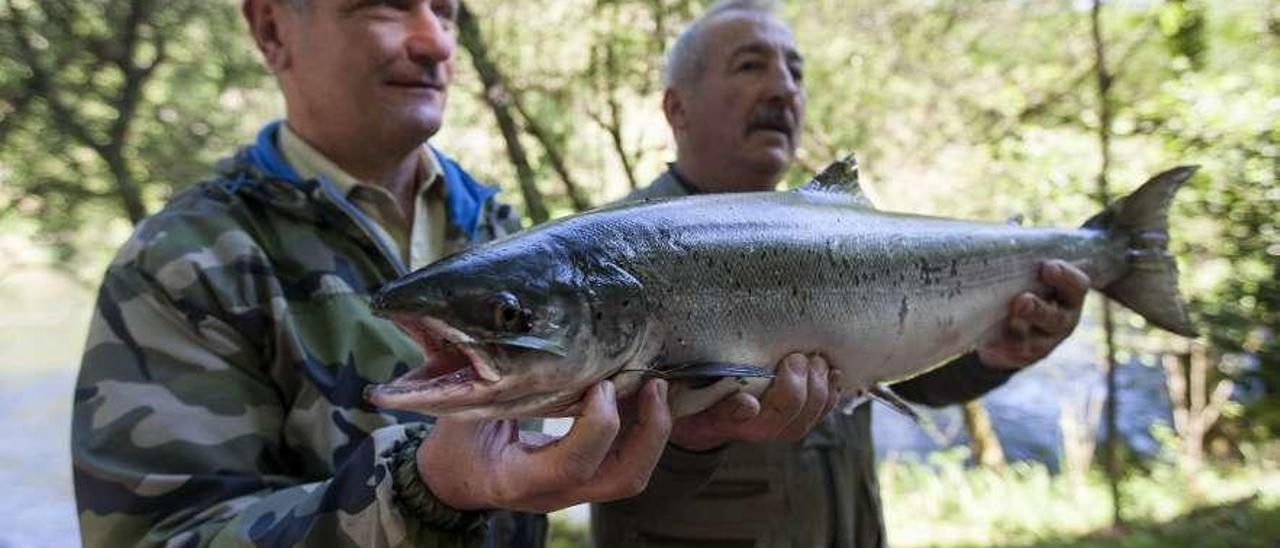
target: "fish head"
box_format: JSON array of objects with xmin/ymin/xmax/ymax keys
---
[{"xmin": 366, "ymin": 237, "xmax": 648, "ymax": 419}]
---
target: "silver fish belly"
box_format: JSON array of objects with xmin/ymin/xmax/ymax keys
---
[{"xmin": 365, "ymin": 158, "xmax": 1196, "ymax": 419}]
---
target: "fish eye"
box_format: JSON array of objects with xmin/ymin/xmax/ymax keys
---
[{"xmin": 489, "ymin": 291, "xmax": 532, "ymax": 333}]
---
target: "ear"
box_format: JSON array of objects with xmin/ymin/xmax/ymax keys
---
[
  {"xmin": 662, "ymin": 88, "xmax": 688, "ymax": 132},
  {"xmin": 243, "ymin": 0, "xmax": 292, "ymax": 72}
]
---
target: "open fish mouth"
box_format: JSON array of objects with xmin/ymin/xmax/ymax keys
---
[
  {"xmin": 368, "ymin": 315, "xmax": 503, "ymax": 399},
  {"xmin": 366, "ymin": 311, "xmax": 589, "ymax": 418}
]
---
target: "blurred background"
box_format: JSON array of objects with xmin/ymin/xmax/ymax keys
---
[{"xmin": 1, "ymin": 0, "xmax": 1278, "ymax": 546}]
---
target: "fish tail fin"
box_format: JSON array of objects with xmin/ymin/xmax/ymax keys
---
[{"xmin": 1082, "ymin": 166, "xmax": 1199, "ymax": 337}]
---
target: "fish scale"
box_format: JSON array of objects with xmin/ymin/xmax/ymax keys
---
[
  {"xmin": 366, "ymin": 159, "xmax": 1198, "ymax": 419},
  {"xmin": 619, "ymin": 195, "xmax": 1127, "ymax": 393}
]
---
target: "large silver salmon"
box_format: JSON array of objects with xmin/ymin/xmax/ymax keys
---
[{"xmin": 365, "ymin": 158, "xmax": 1197, "ymax": 419}]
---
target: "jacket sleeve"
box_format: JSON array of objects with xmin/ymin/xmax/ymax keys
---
[
  {"xmin": 889, "ymin": 352, "xmax": 1017, "ymax": 408},
  {"xmin": 71, "ymin": 214, "xmax": 479, "ymax": 548}
]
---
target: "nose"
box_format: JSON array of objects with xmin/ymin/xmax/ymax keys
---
[
  {"xmin": 405, "ymin": 7, "xmax": 457, "ymax": 63},
  {"xmin": 768, "ymin": 60, "xmax": 801, "ymax": 102}
]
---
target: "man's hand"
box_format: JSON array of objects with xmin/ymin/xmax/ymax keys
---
[
  {"xmin": 419, "ymin": 379, "xmax": 672, "ymax": 513},
  {"xmin": 978, "ymin": 260, "xmax": 1091, "ymax": 371},
  {"xmin": 669, "ymin": 353, "xmax": 841, "ymax": 452}
]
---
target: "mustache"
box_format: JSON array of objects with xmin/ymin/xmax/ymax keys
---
[
  {"xmin": 746, "ymin": 106, "xmax": 796, "ymax": 136},
  {"xmin": 386, "ymin": 62, "xmax": 449, "ymax": 88}
]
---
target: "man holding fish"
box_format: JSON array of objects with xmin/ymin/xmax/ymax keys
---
[
  {"xmin": 579, "ymin": 1, "xmax": 1093, "ymax": 547},
  {"xmin": 69, "ymin": 0, "xmax": 840, "ymax": 546}
]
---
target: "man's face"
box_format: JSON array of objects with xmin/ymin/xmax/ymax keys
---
[
  {"xmin": 672, "ymin": 11, "xmax": 805, "ymax": 185},
  {"xmin": 274, "ymin": 0, "xmax": 458, "ymax": 146}
]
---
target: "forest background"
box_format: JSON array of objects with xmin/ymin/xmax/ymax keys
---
[{"xmin": 1, "ymin": 0, "xmax": 1278, "ymax": 546}]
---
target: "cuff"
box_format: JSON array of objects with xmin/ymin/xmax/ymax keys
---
[
  {"xmin": 961, "ymin": 351, "xmax": 1020, "ymax": 383},
  {"xmin": 389, "ymin": 425, "xmax": 488, "ymax": 535}
]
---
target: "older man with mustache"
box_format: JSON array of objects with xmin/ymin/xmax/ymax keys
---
[{"xmin": 590, "ymin": 1, "xmax": 1091, "ymax": 547}]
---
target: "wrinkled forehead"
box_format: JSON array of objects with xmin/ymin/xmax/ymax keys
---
[
  {"xmin": 702, "ymin": 11, "xmax": 800, "ymax": 64},
  {"xmin": 304, "ymin": 0, "xmax": 461, "ymax": 11}
]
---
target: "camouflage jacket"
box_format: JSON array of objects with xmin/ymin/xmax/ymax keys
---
[
  {"xmin": 591, "ymin": 167, "xmax": 1017, "ymax": 548},
  {"xmin": 71, "ymin": 122, "xmax": 534, "ymax": 547}
]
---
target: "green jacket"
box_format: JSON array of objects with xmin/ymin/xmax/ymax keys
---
[
  {"xmin": 590, "ymin": 168, "xmax": 1017, "ymax": 548},
  {"xmin": 72, "ymin": 122, "xmax": 535, "ymax": 547}
]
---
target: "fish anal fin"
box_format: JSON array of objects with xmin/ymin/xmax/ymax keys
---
[{"xmin": 868, "ymin": 385, "xmax": 921, "ymax": 423}]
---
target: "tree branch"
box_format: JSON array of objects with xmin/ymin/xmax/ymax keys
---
[
  {"xmin": 458, "ymin": 1, "xmax": 548, "ymax": 224},
  {"xmin": 0, "ymin": 86, "xmax": 34, "ymax": 147},
  {"xmin": 509, "ymin": 95, "xmax": 592, "ymax": 212},
  {"xmin": 976, "ymin": 20, "xmax": 1158, "ymax": 140},
  {"xmin": 590, "ymin": 42, "xmax": 640, "ymax": 190},
  {"xmin": 3, "ymin": 1, "xmax": 108, "ymax": 157}
]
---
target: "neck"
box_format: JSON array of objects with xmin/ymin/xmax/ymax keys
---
[
  {"xmin": 286, "ymin": 116, "xmax": 423, "ymax": 204},
  {"xmin": 673, "ymin": 153, "xmax": 782, "ymax": 194}
]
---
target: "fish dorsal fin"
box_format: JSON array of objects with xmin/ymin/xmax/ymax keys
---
[{"xmin": 798, "ymin": 154, "xmax": 876, "ymax": 208}]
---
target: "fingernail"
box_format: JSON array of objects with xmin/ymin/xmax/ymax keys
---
[
  {"xmin": 788, "ymin": 354, "xmax": 806, "ymax": 374},
  {"xmin": 601, "ymin": 380, "xmax": 615, "ymax": 399},
  {"xmin": 1017, "ymin": 296, "xmax": 1035, "ymax": 316},
  {"xmin": 654, "ymin": 379, "xmax": 669, "ymax": 401}
]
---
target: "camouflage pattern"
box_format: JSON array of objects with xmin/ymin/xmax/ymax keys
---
[
  {"xmin": 72, "ymin": 128, "xmax": 526, "ymax": 547},
  {"xmin": 590, "ymin": 168, "xmax": 1017, "ymax": 548}
]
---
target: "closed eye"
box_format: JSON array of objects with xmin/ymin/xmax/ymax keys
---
[
  {"xmin": 735, "ymin": 59, "xmax": 765, "ymax": 73},
  {"xmin": 361, "ymin": 0, "xmax": 412, "ymax": 10}
]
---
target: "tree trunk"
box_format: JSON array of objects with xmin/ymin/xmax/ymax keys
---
[
  {"xmin": 605, "ymin": 89, "xmax": 640, "ymax": 191},
  {"xmin": 1090, "ymin": 0, "xmax": 1125, "ymax": 528},
  {"xmin": 1163, "ymin": 345, "xmax": 1234, "ymax": 479},
  {"xmin": 591, "ymin": 42, "xmax": 640, "ymax": 190},
  {"xmin": 6, "ymin": 0, "xmax": 159, "ymax": 225},
  {"xmin": 106, "ymin": 152, "xmax": 147, "ymax": 224},
  {"xmin": 510, "ymin": 98, "xmax": 592, "ymax": 212},
  {"xmin": 0, "ymin": 89, "xmax": 34, "ymax": 148},
  {"xmin": 458, "ymin": 2, "xmax": 549, "ymax": 224},
  {"xmin": 1059, "ymin": 394, "xmax": 1103, "ymax": 481},
  {"xmin": 962, "ymin": 400, "xmax": 1006, "ymax": 470}
]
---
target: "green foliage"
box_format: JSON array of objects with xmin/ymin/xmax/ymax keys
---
[
  {"xmin": 547, "ymin": 513, "xmax": 591, "ymax": 548},
  {"xmin": 0, "ymin": 0, "xmax": 269, "ymax": 263},
  {"xmin": 878, "ymin": 446, "xmax": 1280, "ymax": 547},
  {"xmin": 1001, "ymin": 497, "xmax": 1280, "ymax": 548},
  {"xmin": 1158, "ymin": 0, "xmax": 1208, "ymax": 70},
  {"xmin": 541, "ymin": 447, "xmax": 1280, "ymax": 547},
  {"xmin": 1143, "ymin": 3, "xmax": 1280, "ymax": 439},
  {"xmin": 0, "ymin": 0, "xmax": 1275, "ymax": 543},
  {"xmin": 0, "ymin": 0, "xmax": 1274, "ymax": 447}
]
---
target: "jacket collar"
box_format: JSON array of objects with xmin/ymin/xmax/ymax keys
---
[{"xmin": 242, "ymin": 120, "xmax": 499, "ymax": 241}]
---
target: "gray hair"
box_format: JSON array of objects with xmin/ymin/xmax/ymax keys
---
[{"xmin": 663, "ymin": 0, "xmax": 780, "ymax": 88}]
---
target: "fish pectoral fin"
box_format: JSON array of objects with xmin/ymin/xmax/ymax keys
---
[
  {"xmin": 471, "ymin": 336, "xmax": 568, "ymax": 357},
  {"xmin": 649, "ymin": 363, "xmax": 775, "ymax": 389},
  {"xmin": 868, "ymin": 385, "xmax": 921, "ymax": 423}
]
